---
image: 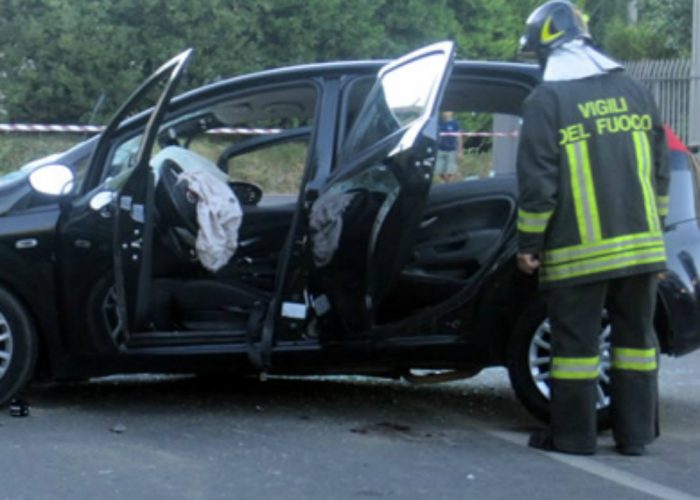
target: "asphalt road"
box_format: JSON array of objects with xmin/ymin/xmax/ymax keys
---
[{"xmin": 1, "ymin": 351, "xmax": 699, "ymax": 500}]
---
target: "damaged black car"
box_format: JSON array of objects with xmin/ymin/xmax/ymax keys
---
[{"xmin": 1, "ymin": 42, "xmax": 699, "ymax": 425}]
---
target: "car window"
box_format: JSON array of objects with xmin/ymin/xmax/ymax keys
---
[
  {"xmin": 222, "ymin": 135, "xmax": 309, "ymax": 195},
  {"xmin": 341, "ymin": 74, "xmax": 526, "ymax": 183},
  {"xmin": 344, "ymin": 53, "xmax": 448, "ymax": 155},
  {"xmin": 433, "ymin": 111, "xmax": 521, "ymax": 182},
  {"xmin": 99, "ymin": 81, "xmax": 318, "ymax": 198}
]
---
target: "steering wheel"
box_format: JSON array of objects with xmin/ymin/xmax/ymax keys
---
[{"xmin": 155, "ymin": 159, "xmax": 198, "ymax": 234}]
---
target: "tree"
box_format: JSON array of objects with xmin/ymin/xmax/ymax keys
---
[{"xmin": 0, "ymin": 0, "xmax": 686, "ymax": 123}]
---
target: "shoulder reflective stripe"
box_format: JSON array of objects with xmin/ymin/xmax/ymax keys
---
[
  {"xmin": 551, "ymin": 355, "xmax": 600, "ymax": 380},
  {"xmin": 656, "ymin": 195, "xmax": 669, "ymax": 217},
  {"xmin": 612, "ymin": 347, "xmax": 658, "ymax": 371},
  {"xmin": 543, "ymin": 232, "xmax": 664, "ymax": 264},
  {"xmin": 518, "ymin": 209, "xmax": 552, "ymax": 233},
  {"xmin": 633, "ymin": 131, "xmax": 661, "ymax": 232},
  {"xmin": 567, "ymin": 141, "xmax": 602, "ymax": 244},
  {"xmin": 541, "ymin": 247, "xmax": 666, "ymax": 282}
]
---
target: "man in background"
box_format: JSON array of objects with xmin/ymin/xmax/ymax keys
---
[{"xmin": 435, "ymin": 111, "xmax": 463, "ymax": 182}]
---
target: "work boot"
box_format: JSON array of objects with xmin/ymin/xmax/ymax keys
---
[
  {"xmin": 528, "ymin": 430, "xmax": 596, "ymax": 455},
  {"xmin": 615, "ymin": 443, "xmax": 645, "ymax": 456}
]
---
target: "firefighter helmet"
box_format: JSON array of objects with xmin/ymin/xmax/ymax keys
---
[{"xmin": 520, "ymin": 1, "xmax": 591, "ymax": 64}]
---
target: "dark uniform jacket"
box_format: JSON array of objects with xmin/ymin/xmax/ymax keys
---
[{"xmin": 517, "ymin": 69, "xmax": 669, "ymax": 288}]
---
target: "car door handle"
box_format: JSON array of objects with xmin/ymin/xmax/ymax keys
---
[
  {"xmin": 239, "ymin": 237, "xmax": 260, "ymax": 248},
  {"xmin": 15, "ymin": 239, "xmax": 38, "ymax": 250},
  {"xmin": 420, "ymin": 216, "xmax": 438, "ymax": 229}
]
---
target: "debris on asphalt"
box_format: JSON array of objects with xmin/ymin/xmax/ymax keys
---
[
  {"xmin": 350, "ymin": 422, "xmax": 412, "ymax": 436},
  {"xmin": 9, "ymin": 398, "xmax": 30, "ymax": 417},
  {"xmin": 110, "ymin": 424, "xmax": 127, "ymax": 434}
]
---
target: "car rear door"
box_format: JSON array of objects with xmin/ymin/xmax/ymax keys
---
[{"xmin": 308, "ymin": 41, "xmax": 455, "ymax": 332}]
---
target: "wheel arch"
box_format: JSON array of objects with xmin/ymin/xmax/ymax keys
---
[{"xmin": 0, "ymin": 275, "xmax": 66, "ymax": 380}]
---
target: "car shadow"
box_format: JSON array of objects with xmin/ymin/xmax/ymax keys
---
[{"xmin": 21, "ymin": 370, "xmax": 538, "ymax": 433}]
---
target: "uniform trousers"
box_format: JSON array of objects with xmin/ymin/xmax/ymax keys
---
[{"xmin": 547, "ymin": 272, "xmax": 660, "ymax": 453}]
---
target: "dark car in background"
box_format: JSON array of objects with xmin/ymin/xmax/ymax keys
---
[{"xmin": 0, "ymin": 43, "xmax": 699, "ymax": 425}]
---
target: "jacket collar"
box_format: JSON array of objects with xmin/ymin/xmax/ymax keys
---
[{"xmin": 543, "ymin": 40, "xmax": 622, "ymax": 82}]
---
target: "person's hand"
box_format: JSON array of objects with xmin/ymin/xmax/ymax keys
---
[{"xmin": 517, "ymin": 253, "xmax": 540, "ymax": 274}]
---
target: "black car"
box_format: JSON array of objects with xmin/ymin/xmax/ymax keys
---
[{"xmin": 1, "ymin": 43, "xmax": 699, "ymax": 425}]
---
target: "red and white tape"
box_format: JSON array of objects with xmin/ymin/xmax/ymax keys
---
[
  {"xmin": 441, "ymin": 131, "xmax": 519, "ymax": 138},
  {"xmin": 0, "ymin": 123, "xmax": 104, "ymax": 134},
  {"xmin": 0, "ymin": 123, "xmax": 285, "ymax": 135},
  {"xmin": 0, "ymin": 123, "xmax": 518, "ymax": 138}
]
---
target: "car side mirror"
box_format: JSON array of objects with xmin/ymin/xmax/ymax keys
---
[{"xmin": 28, "ymin": 163, "xmax": 76, "ymax": 197}]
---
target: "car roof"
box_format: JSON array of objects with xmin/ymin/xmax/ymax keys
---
[{"xmin": 175, "ymin": 59, "xmax": 541, "ymax": 105}]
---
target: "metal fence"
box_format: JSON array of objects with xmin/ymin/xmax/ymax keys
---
[{"xmin": 624, "ymin": 59, "xmax": 691, "ymax": 142}]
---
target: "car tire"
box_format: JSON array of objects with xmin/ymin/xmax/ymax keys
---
[
  {"xmin": 507, "ymin": 298, "xmax": 612, "ymax": 430},
  {"xmin": 0, "ymin": 287, "xmax": 38, "ymax": 406}
]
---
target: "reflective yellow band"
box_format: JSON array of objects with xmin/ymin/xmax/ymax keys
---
[
  {"xmin": 541, "ymin": 247, "xmax": 666, "ymax": 282},
  {"xmin": 551, "ymin": 355, "xmax": 600, "ymax": 380},
  {"xmin": 612, "ymin": 347, "xmax": 658, "ymax": 371},
  {"xmin": 543, "ymin": 231, "xmax": 664, "ymax": 265},
  {"xmin": 656, "ymin": 195, "xmax": 669, "ymax": 217},
  {"xmin": 517, "ymin": 209, "xmax": 553, "ymax": 233},
  {"xmin": 567, "ymin": 141, "xmax": 602, "ymax": 244},
  {"xmin": 633, "ymin": 131, "xmax": 661, "ymax": 232}
]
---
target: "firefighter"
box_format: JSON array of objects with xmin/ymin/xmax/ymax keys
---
[{"xmin": 516, "ymin": 0, "xmax": 669, "ymax": 456}]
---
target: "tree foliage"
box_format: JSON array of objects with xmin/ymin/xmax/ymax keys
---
[
  {"xmin": 581, "ymin": 0, "xmax": 692, "ymax": 60},
  {"xmin": 0, "ymin": 0, "xmax": 690, "ymax": 123}
]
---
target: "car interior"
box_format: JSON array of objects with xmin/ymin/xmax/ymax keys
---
[
  {"xmin": 109, "ymin": 73, "xmax": 531, "ymax": 340},
  {"xmin": 119, "ymin": 83, "xmax": 318, "ymax": 338}
]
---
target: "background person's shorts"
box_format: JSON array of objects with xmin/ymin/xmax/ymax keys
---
[{"xmin": 435, "ymin": 150, "xmax": 458, "ymax": 176}]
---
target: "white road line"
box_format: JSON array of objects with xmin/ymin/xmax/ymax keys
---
[{"xmin": 486, "ymin": 429, "xmax": 700, "ymax": 500}]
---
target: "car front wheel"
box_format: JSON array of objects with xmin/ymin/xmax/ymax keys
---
[
  {"xmin": 0, "ymin": 287, "xmax": 38, "ymax": 406},
  {"xmin": 507, "ymin": 299, "xmax": 612, "ymax": 429}
]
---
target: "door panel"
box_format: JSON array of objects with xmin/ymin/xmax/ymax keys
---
[
  {"xmin": 308, "ymin": 42, "xmax": 455, "ymax": 332},
  {"xmin": 409, "ymin": 197, "xmax": 514, "ymax": 281}
]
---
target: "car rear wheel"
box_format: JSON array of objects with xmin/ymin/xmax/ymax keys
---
[
  {"xmin": 507, "ymin": 299, "xmax": 612, "ymax": 429},
  {"xmin": 0, "ymin": 287, "xmax": 38, "ymax": 406}
]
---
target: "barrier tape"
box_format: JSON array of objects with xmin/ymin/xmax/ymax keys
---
[
  {"xmin": 441, "ymin": 131, "xmax": 519, "ymax": 138},
  {"xmin": 0, "ymin": 123, "xmax": 519, "ymax": 138}
]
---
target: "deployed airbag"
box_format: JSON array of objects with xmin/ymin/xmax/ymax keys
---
[
  {"xmin": 178, "ymin": 169, "xmax": 243, "ymax": 272},
  {"xmin": 309, "ymin": 192, "xmax": 356, "ymax": 267}
]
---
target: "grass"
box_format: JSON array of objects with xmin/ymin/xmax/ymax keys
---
[
  {"xmin": 0, "ymin": 134, "xmax": 87, "ymax": 174},
  {"xmin": 0, "ymin": 135, "xmax": 495, "ymax": 191}
]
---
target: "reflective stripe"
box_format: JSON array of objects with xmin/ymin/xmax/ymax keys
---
[
  {"xmin": 633, "ymin": 131, "xmax": 660, "ymax": 232},
  {"xmin": 551, "ymin": 355, "xmax": 600, "ymax": 380},
  {"xmin": 656, "ymin": 195, "xmax": 669, "ymax": 217},
  {"xmin": 543, "ymin": 231, "xmax": 664, "ymax": 265},
  {"xmin": 612, "ymin": 347, "xmax": 658, "ymax": 371},
  {"xmin": 567, "ymin": 141, "xmax": 602, "ymax": 244},
  {"xmin": 517, "ymin": 209, "xmax": 553, "ymax": 233},
  {"xmin": 541, "ymin": 246, "xmax": 666, "ymax": 282}
]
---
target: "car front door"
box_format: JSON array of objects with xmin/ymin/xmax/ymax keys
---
[
  {"xmin": 110, "ymin": 50, "xmax": 193, "ymax": 337},
  {"xmin": 308, "ymin": 41, "xmax": 455, "ymax": 333}
]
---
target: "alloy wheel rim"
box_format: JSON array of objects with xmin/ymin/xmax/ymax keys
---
[
  {"xmin": 0, "ymin": 312, "xmax": 14, "ymax": 379},
  {"xmin": 528, "ymin": 315, "xmax": 612, "ymax": 410}
]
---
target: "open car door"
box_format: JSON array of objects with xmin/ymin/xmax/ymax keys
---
[
  {"xmin": 309, "ymin": 41, "xmax": 455, "ymax": 333},
  {"xmin": 102, "ymin": 49, "xmax": 193, "ymax": 337}
]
